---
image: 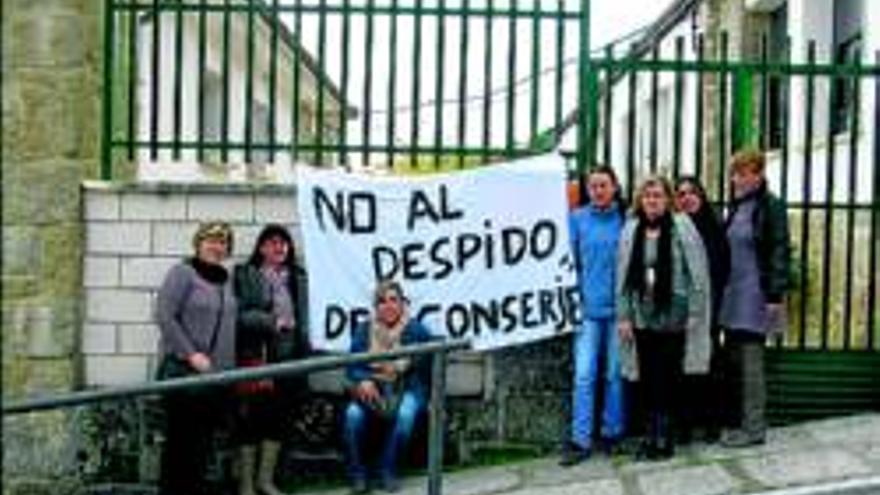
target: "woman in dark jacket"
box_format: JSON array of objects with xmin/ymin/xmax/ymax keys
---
[
  {"xmin": 234, "ymin": 224, "xmax": 308, "ymax": 495},
  {"xmin": 719, "ymin": 150, "xmax": 790, "ymax": 448},
  {"xmin": 155, "ymin": 221, "xmax": 237, "ymax": 495},
  {"xmin": 675, "ymin": 176, "xmax": 731, "ymax": 441}
]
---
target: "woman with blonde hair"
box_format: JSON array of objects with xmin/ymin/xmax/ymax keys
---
[
  {"xmin": 155, "ymin": 221, "xmax": 237, "ymax": 495},
  {"xmin": 616, "ymin": 176, "xmax": 711, "ymax": 460}
]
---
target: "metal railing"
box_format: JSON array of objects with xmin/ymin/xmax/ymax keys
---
[
  {"xmin": 585, "ymin": 34, "xmax": 880, "ymax": 353},
  {"xmin": 101, "ymin": 0, "xmax": 588, "ymax": 177},
  {"xmin": 3, "ymin": 340, "xmax": 470, "ymax": 495}
]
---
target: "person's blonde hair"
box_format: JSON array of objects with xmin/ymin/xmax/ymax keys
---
[
  {"xmin": 631, "ymin": 174, "xmax": 677, "ymax": 215},
  {"xmin": 192, "ymin": 221, "xmax": 234, "ymax": 255},
  {"xmin": 373, "ymin": 279, "xmax": 406, "ymax": 307},
  {"xmin": 730, "ymin": 148, "xmax": 766, "ymax": 175}
]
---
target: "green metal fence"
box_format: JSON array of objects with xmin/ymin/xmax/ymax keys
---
[
  {"xmin": 101, "ymin": 0, "xmax": 880, "ymax": 420},
  {"xmin": 102, "ymin": 0, "xmax": 591, "ymax": 176}
]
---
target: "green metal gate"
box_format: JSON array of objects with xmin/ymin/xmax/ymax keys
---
[{"xmin": 102, "ymin": 0, "xmax": 880, "ymax": 422}]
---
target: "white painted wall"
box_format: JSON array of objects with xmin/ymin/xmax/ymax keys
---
[
  {"xmin": 136, "ymin": 8, "xmax": 345, "ymax": 181},
  {"xmin": 602, "ymin": 0, "xmax": 878, "ymax": 206}
]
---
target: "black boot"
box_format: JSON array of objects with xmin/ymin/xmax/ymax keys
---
[
  {"xmin": 653, "ymin": 414, "xmax": 674, "ymax": 460},
  {"xmin": 635, "ymin": 416, "xmax": 658, "ymax": 461}
]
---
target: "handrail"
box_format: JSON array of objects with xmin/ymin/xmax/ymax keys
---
[
  {"xmin": 2, "ymin": 339, "xmax": 471, "ymax": 495},
  {"xmin": 3, "ymin": 340, "xmax": 468, "ymax": 414}
]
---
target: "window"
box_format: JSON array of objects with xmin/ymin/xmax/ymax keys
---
[{"xmin": 831, "ymin": 0, "xmax": 864, "ymax": 134}]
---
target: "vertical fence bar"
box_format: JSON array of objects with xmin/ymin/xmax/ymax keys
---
[
  {"xmin": 102, "ymin": 0, "xmax": 116, "ymax": 179},
  {"xmin": 433, "ymin": 0, "xmax": 447, "ymax": 169},
  {"xmin": 316, "ymin": 0, "xmax": 328, "ymax": 166},
  {"xmin": 481, "ymin": 0, "xmax": 492, "ymax": 165},
  {"xmin": 716, "ymin": 32, "xmax": 729, "ymax": 204},
  {"xmin": 649, "ymin": 46, "xmax": 659, "ymax": 172},
  {"xmin": 221, "ymin": 0, "xmax": 230, "ymax": 162},
  {"xmin": 126, "ymin": 2, "xmax": 138, "ymax": 163},
  {"xmin": 843, "ymin": 52, "xmax": 861, "ymax": 349},
  {"xmin": 553, "ymin": 3, "xmax": 564, "ymax": 148},
  {"xmin": 360, "ymin": 0, "xmax": 374, "ymax": 167},
  {"xmin": 798, "ymin": 41, "xmax": 816, "ymax": 349},
  {"xmin": 338, "ymin": 0, "xmax": 349, "ymax": 167},
  {"xmin": 672, "ymin": 37, "xmax": 684, "ymax": 179},
  {"xmin": 759, "ymin": 36, "xmax": 769, "ymax": 150},
  {"xmin": 780, "ymin": 38, "xmax": 791, "ymax": 209},
  {"xmin": 576, "ymin": 0, "xmax": 590, "ymax": 173},
  {"xmin": 588, "ymin": 63, "xmax": 600, "ymax": 166},
  {"xmin": 172, "ymin": 0, "xmax": 183, "ymax": 160},
  {"xmin": 196, "ymin": 0, "xmax": 206, "ymax": 162},
  {"xmin": 386, "ymin": 0, "xmax": 399, "ymax": 167},
  {"xmin": 626, "ymin": 65, "xmax": 637, "ymax": 198},
  {"xmin": 149, "ymin": 0, "xmax": 161, "ymax": 161},
  {"xmin": 244, "ymin": 0, "xmax": 255, "ymax": 164},
  {"xmin": 504, "ymin": 0, "xmax": 517, "ymax": 158},
  {"xmin": 456, "ymin": 0, "xmax": 470, "ymax": 168},
  {"xmin": 694, "ymin": 34, "xmax": 704, "ymax": 182},
  {"xmin": 268, "ymin": 0, "xmax": 279, "ymax": 163},
  {"xmin": 291, "ymin": 0, "xmax": 302, "ymax": 162},
  {"xmin": 427, "ymin": 350, "xmax": 448, "ymax": 495},
  {"xmin": 529, "ymin": 1, "xmax": 540, "ymax": 148},
  {"xmin": 777, "ymin": 39, "xmax": 791, "ymax": 349},
  {"xmin": 411, "ymin": 0, "xmax": 424, "ymax": 166},
  {"xmin": 602, "ymin": 45, "xmax": 613, "ymax": 166},
  {"xmin": 868, "ymin": 51, "xmax": 880, "ymax": 351},
  {"xmin": 820, "ymin": 44, "xmax": 838, "ymax": 350},
  {"xmin": 244, "ymin": 0, "xmax": 256, "ymax": 163}
]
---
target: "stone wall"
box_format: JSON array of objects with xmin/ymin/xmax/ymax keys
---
[{"xmin": 3, "ymin": 0, "xmax": 102, "ymax": 493}]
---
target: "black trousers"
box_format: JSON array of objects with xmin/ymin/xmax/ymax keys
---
[
  {"xmin": 678, "ymin": 327, "xmax": 725, "ymax": 436},
  {"xmin": 635, "ymin": 330, "xmax": 685, "ymax": 446},
  {"xmin": 237, "ymin": 389, "xmax": 288, "ymax": 444},
  {"xmin": 159, "ymin": 390, "xmax": 226, "ymax": 495}
]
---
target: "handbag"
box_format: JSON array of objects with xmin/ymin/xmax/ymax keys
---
[{"xmin": 155, "ymin": 354, "xmax": 197, "ymax": 380}]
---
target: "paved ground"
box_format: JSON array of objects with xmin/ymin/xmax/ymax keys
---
[{"xmin": 305, "ymin": 414, "xmax": 880, "ymax": 495}]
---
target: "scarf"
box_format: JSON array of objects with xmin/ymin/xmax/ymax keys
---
[
  {"xmin": 368, "ymin": 312, "xmax": 411, "ymax": 382},
  {"xmin": 624, "ymin": 210, "xmax": 673, "ymax": 313}
]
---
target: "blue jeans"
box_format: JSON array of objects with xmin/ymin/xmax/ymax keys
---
[
  {"xmin": 571, "ymin": 317, "xmax": 625, "ymax": 449},
  {"xmin": 343, "ymin": 389, "xmax": 424, "ymax": 481}
]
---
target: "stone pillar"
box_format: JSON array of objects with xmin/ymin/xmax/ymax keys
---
[{"xmin": 2, "ymin": 0, "xmax": 102, "ymax": 491}]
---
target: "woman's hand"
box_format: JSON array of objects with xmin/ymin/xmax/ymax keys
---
[
  {"xmin": 187, "ymin": 352, "xmax": 212, "ymax": 373},
  {"xmin": 276, "ymin": 316, "xmax": 294, "ymax": 332},
  {"xmin": 618, "ymin": 319, "xmax": 634, "ymax": 343},
  {"xmin": 354, "ymin": 380, "xmax": 381, "ymax": 404}
]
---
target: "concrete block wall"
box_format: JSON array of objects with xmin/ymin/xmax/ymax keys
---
[
  {"xmin": 82, "ymin": 182, "xmax": 300, "ymax": 387},
  {"xmin": 81, "ymin": 181, "xmax": 491, "ymax": 398}
]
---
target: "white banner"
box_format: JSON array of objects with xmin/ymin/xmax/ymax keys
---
[{"xmin": 296, "ymin": 154, "xmax": 582, "ymax": 352}]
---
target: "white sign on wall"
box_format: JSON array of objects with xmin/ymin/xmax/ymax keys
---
[{"xmin": 296, "ymin": 154, "xmax": 582, "ymax": 352}]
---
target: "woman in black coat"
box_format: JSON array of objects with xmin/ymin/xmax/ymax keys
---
[{"xmin": 675, "ymin": 176, "xmax": 731, "ymax": 442}]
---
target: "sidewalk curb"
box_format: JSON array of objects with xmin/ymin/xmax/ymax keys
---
[{"xmin": 752, "ymin": 476, "xmax": 880, "ymax": 495}]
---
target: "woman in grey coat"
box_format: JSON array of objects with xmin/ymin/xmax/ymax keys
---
[
  {"xmin": 155, "ymin": 221, "xmax": 237, "ymax": 495},
  {"xmin": 617, "ymin": 175, "xmax": 711, "ymax": 460}
]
